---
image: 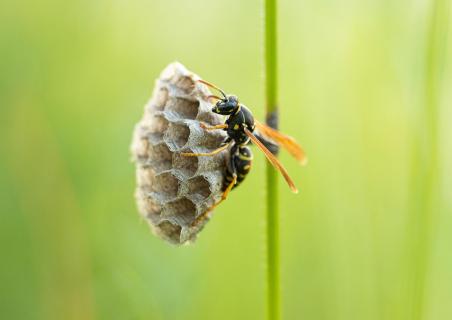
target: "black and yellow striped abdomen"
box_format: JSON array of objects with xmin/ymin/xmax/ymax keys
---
[{"xmin": 223, "ymin": 145, "xmax": 253, "ymax": 191}]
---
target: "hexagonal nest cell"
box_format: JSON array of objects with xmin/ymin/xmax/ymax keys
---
[
  {"xmin": 152, "ymin": 87, "xmax": 168, "ymax": 111},
  {"xmin": 152, "ymin": 171, "xmax": 180, "ymax": 199},
  {"xmin": 131, "ymin": 62, "xmax": 229, "ymax": 245},
  {"xmin": 154, "ymin": 220, "xmax": 182, "ymax": 243},
  {"xmin": 165, "ymin": 97, "xmax": 199, "ymax": 120},
  {"xmin": 147, "ymin": 114, "xmax": 169, "ymax": 143},
  {"xmin": 172, "ymin": 152, "xmax": 199, "ymax": 178},
  {"xmin": 147, "ymin": 143, "xmax": 172, "ymax": 172},
  {"xmin": 164, "ymin": 122, "xmax": 190, "ymax": 151},
  {"xmin": 162, "ymin": 197, "xmax": 197, "ymax": 226},
  {"xmin": 187, "ymin": 175, "xmax": 211, "ymax": 201}
]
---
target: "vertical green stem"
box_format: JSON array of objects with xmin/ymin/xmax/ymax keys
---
[
  {"xmin": 410, "ymin": 0, "xmax": 449, "ymax": 319},
  {"xmin": 264, "ymin": 0, "xmax": 280, "ymax": 319}
]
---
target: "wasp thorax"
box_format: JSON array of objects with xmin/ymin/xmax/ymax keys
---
[{"xmin": 131, "ymin": 62, "xmax": 228, "ymax": 245}]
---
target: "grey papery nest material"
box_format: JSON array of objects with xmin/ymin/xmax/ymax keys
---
[{"xmin": 131, "ymin": 62, "xmax": 228, "ymax": 245}]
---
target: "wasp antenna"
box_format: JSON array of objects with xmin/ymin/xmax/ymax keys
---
[
  {"xmin": 197, "ymin": 79, "xmax": 227, "ymax": 99},
  {"xmin": 206, "ymin": 95, "xmax": 222, "ymax": 102}
]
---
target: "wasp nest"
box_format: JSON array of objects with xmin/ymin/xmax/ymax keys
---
[{"xmin": 131, "ymin": 62, "xmax": 228, "ymax": 245}]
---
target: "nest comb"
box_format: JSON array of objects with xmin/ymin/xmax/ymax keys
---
[{"xmin": 131, "ymin": 62, "xmax": 228, "ymax": 245}]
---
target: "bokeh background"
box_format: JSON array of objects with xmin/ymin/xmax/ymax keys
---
[{"xmin": 1, "ymin": 0, "xmax": 451, "ymax": 319}]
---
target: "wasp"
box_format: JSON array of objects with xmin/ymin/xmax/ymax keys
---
[{"xmin": 182, "ymin": 79, "xmax": 307, "ymax": 225}]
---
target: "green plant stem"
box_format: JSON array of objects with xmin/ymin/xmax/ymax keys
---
[
  {"xmin": 264, "ymin": 0, "xmax": 280, "ymax": 319},
  {"xmin": 410, "ymin": 0, "xmax": 449, "ymax": 319},
  {"xmin": 266, "ymin": 167, "xmax": 280, "ymax": 320}
]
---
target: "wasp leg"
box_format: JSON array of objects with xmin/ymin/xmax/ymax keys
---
[
  {"xmin": 191, "ymin": 174, "xmax": 237, "ymax": 227},
  {"xmin": 200, "ymin": 123, "xmax": 228, "ymax": 130},
  {"xmin": 181, "ymin": 140, "xmax": 231, "ymax": 157}
]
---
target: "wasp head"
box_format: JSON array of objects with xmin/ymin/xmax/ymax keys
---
[{"xmin": 212, "ymin": 95, "xmax": 239, "ymax": 115}]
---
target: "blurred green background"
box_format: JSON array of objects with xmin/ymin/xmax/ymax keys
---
[{"xmin": 1, "ymin": 0, "xmax": 451, "ymax": 319}]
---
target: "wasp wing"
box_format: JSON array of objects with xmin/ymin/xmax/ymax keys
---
[
  {"xmin": 255, "ymin": 120, "xmax": 307, "ymax": 165},
  {"xmin": 244, "ymin": 128, "xmax": 298, "ymax": 193}
]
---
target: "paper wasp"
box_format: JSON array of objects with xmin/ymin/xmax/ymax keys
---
[{"xmin": 182, "ymin": 79, "xmax": 307, "ymax": 225}]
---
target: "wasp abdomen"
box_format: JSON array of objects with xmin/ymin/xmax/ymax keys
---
[{"xmin": 223, "ymin": 145, "xmax": 253, "ymax": 190}]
